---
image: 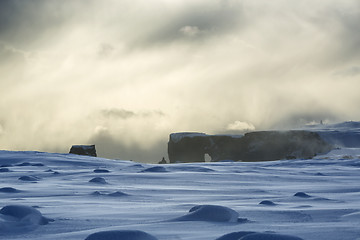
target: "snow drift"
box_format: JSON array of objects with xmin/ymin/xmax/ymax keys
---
[{"xmin": 0, "ymin": 122, "xmax": 360, "ymax": 239}]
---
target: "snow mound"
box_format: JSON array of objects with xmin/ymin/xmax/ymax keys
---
[
  {"xmin": 31, "ymin": 163, "xmax": 45, "ymax": 166},
  {"xmin": 0, "ymin": 164, "xmax": 12, "ymax": 167},
  {"xmin": 0, "ymin": 205, "xmax": 52, "ymax": 225},
  {"xmin": 215, "ymin": 231, "xmax": 256, "ymax": 240},
  {"xmin": 17, "ymin": 162, "xmax": 45, "ymax": 167},
  {"xmin": 294, "ymin": 192, "xmax": 312, "ymax": 198},
  {"xmin": 173, "ymin": 205, "xmax": 241, "ymax": 222},
  {"xmin": 108, "ymin": 191, "xmax": 130, "ymax": 197},
  {"xmin": 89, "ymin": 177, "xmax": 107, "ymax": 184},
  {"xmin": 259, "ymin": 200, "xmax": 277, "ymax": 206},
  {"xmin": 18, "ymin": 176, "xmax": 39, "ymax": 182},
  {"xmin": 84, "ymin": 230, "xmax": 158, "ymax": 240},
  {"xmin": 0, "ymin": 187, "xmax": 20, "ymax": 193},
  {"xmin": 0, "ymin": 205, "xmax": 53, "ymax": 234},
  {"xmin": 93, "ymin": 169, "xmax": 110, "ymax": 173},
  {"xmin": 238, "ymin": 232, "xmax": 304, "ymax": 240},
  {"xmin": 16, "ymin": 162, "xmax": 32, "ymax": 166},
  {"xmin": 91, "ymin": 191, "xmax": 129, "ymax": 197},
  {"xmin": 168, "ymin": 165, "xmax": 215, "ymax": 172},
  {"xmin": 141, "ymin": 166, "xmax": 167, "ymax": 173}
]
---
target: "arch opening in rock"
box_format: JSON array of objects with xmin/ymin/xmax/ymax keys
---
[{"xmin": 204, "ymin": 153, "xmax": 212, "ymax": 162}]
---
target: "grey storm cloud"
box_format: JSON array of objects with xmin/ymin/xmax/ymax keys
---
[
  {"xmin": 0, "ymin": 42, "xmax": 26, "ymax": 66},
  {"xmin": 334, "ymin": 66, "xmax": 360, "ymax": 77},
  {"xmin": 142, "ymin": 1, "xmax": 244, "ymax": 46},
  {"xmin": 337, "ymin": 15, "xmax": 360, "ymax": 63},
  {"xmin": 0, "ymin": 0, "xmax": 68, "ymax": 49},
  {"xmin": 1, "ymin": 0, "xmax": 360, "ymax": 162}
]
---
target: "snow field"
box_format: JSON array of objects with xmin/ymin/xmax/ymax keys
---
[{"xmin": 0, "ymin": 148, "xmax": 360, "ymax": 239}]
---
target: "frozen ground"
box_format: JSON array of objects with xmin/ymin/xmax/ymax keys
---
[{"xmin": 1, "ymin": 123, "xmax": 360, "ymax": 239}]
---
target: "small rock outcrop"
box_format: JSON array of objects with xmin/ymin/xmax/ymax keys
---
[
  {"xmin": 69, "ymin": 145, "xmax": 97, "ymax": 157},
  {"xmin": 158, "ymin": 157, "xmax": 167, "ymax": 164},
  {"xmin": 168, "ymin": 131, "xmax": 333, "ymax": 163}
]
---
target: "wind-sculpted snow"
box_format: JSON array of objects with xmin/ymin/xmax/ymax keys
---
[
  {"xmin": 89, "ymin": 177, "xmax": 108, "ymax": 184},
  {"xmin": 341, "ymin": 211, "xmax": 360, "ymax": 222},
  {"xmin": 215, "ymin": 231, "xmax": 257, "ymax": 240},
  {"xmin": 18, "ymin": 175, "xmax": 40, "ymax": 182},
  {"xmin": 172, "ymin": 205, "xmax": 242, "ymax": 222},
  {"xmin": 0, "ymin": 135, "xmax": 360, "ymax": 240},
  {"xmin": 85, "ymin": 230, "xmax": 158, "ymax": 240},
  {"xmin": 91, "ymin": 191, "xmax": 130, "ymax": 197},
  {"xmin": 141, "ymin": 166, "xmax": 167, "ymax": 173},
  {"xmin": 237, "ymin": 232, "xmax": 304, "ymax": 240},
  {"xmin": 0, "ymin": 205, "xmax": 52, "ymax": 225},
  {"xmin": 93, "ymin": 169, "xmax": 110, "ymax": 173},
  {"xmin": 293, "ymin": 192, "xmax": 312, "ymax": 198},
  {"xmin": 167, "ymin": 165, "xmax": 215, "ymax": 172},
  {"xmin": 0, "ymin": 205, "xmax": 53, "ymax": 234},
  {"xmin": 0, "ymin": 187, "xmax": 20, "ymax": 193},
  {"xmin": 303, "ymin": 121, "xmax": 360, "ymax": 148},
  {"xmin": 259, "ymin": 200, "xmax": 277, "ymax": 206},
  {"xmin": 215, "ymin": 232, "xmax": 304, "ymax": 240}
]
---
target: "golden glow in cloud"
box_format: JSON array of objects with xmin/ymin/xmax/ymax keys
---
[{"xmin": 0, "ymin": 0, "xmax": 359, "ymax": 162}]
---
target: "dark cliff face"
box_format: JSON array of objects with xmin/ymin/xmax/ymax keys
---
[
  {"xmin": 69, "ymin": 145, "xmax": 97, "ymax": 157},
  {"xmin": 224, "ymin": 131, "xmax": 333, "ymax": 162},
  {"xmin": 168, "ymin": 131, "xmax": 333, "ymax": 163},
  {"xmin": 168, "ymin": 135, "xmax": 210, "ymax": 163}
]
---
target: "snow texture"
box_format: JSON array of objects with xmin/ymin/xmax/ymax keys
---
[
  {"xmin": 85, "ymin": 230, "xmax": 158, "ymax": 240},
  {"xmin": 0, "ymin": 122, "xmax": 360, "ymax": 239},
  {"xmin": 0, "ymin": 205, "xmax": 53, "ymax": 234},
  {"xmin": 172, "ymin": 205, "xmax": 240, "ymax": 222}
]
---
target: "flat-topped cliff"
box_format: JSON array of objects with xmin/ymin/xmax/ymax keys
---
[{"xmin": 168, "ymin": 131, "xmax": 333, "ymax": 163}]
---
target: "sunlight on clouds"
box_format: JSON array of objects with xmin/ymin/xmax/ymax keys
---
[
  {"xmin": 179, "ymin": 26, "xmax": 201, "ymax": 37},
  {"xmin": 0, "ymin": 0, "xmax": 359, "ymax": 162},
  {"xmin": 226, "ymin": 121, "xmax": 255, "ymax": 132}
]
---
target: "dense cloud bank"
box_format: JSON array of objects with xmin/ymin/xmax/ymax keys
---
[{"xmin": 0, "ymin": 0, "xmax": 359, "ymax": 162}]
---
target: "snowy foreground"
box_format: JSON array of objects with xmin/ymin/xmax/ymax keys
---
[{"xmin": 1, "ymin": 148, "xmax": 360, "ymax": 239}]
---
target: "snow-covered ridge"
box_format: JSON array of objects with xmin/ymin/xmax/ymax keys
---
[
  {"xmin": 304, "ymin": 121, "xmax": 360, "ymax": 130},
  {"xmin": 301, "ymin": 121, "xmax": 360, "ymax": 148}
]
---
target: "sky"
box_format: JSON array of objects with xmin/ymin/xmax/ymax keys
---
[{"xmin": 0, "ymin": 0, "xmax": 359, "ymax": 163}]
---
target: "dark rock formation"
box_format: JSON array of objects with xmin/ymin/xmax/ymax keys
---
[
  {"xmin": 69, "ymin": 145, "xmax": 97, "ymax": 157},
  {"xmin": 158, "ymin": 157, "xmax": 167, "ymax": 164},
  {"xmin": 168, "ymin": 133, "xmax": 210, "ymax": 163},
  {"xmin": 168, "ymin": 131, "xmax": 333, "ymax": 163}
]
